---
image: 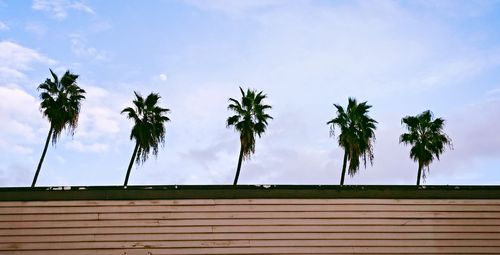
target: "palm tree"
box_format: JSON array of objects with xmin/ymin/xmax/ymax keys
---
[
  {"xmin": 327, "ymin": 98, "xmax": 377, "ymax": 185},
  {"xmin": 32, "ymin": 69, "xmax": 86, "ymax": 187},
  {"xmin": 400, "ymin": 110, "xmax": 452, "ymax": 186},
  {"xmin": 121, "ymin": 91, "xmax": 170, "ymax": 186},
  {"xmin": 227, "ymin": 87, "xmax": 272, "ymax": 185}
]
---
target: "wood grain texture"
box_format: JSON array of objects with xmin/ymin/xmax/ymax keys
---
[{"xmin": 0, "ymin": 199, "xmax": 499, "ymax": 254}]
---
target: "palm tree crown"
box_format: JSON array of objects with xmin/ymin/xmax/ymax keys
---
[
  {"xmin": 39, "ymin": 69, "xmax": 86, "ymax": 144},
  {"xmin": 227, "ymin": 87, "xmax": 272, "ymax": 185},
  {"xmin": 400, "ymin": 110, "xmax": 452, "ymax": 185},
  {"xmin": 121, "ymin": 91, "xmax": 170, "ymax": 186},
  {"xmin": 327, "ymin": 97, "xmax": 377, "ymax": 185},
  {"xmin": 33, "ymin": 69, "xmax": 86, "ymax": 187}
]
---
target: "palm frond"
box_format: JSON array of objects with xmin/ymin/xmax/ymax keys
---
[
  {"xmin": 227, "ymin": 87, "xmax": 272, "ymax": 160},
  {"xmin": 38, "ymin": 69, "xmax": 85, "ymax": 145},
  {"xmin": 122, "ymin": 91, "xmax": 170, "ymax": 165},
  {"xmin": 400, "ymin": 110, "xmax": 452, "ymax": 183},
  {"xmin": 328, "ymin": 98, "xmax": 377, "ymax": 176},
  {"xmin": 49, "ymin": 69, "xmax": 59, "ymax": 85}
]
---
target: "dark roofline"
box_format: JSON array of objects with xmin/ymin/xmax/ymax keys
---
[{"xmin": 1, "ymin": 185, "xmax": 500, "ymax": 201}]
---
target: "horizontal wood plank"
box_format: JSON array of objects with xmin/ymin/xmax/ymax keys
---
[
  {"xmin": 2, "ymin": 239, "xmax": 500, "ymax": 250},
  {"xmin": 2, "ymin": 211, "xmax": 500, "ymax": 222},
  {"xmin": 2, "ymin": 232, "xmax": 500, "ymax": 243},
  {"xmin": 2, "ymin": 218, "xmax": 499, "ymax": 229},
  {"xmin": 1, "ymin": 199, "xmax": 500, "ymax": 207},
  {"xmin": 1, "ymin": 204, "xmax": 499, "ymax": 214},
  {"xmin": 1, "ymin": 246, "xmax": 500, "ymax": 254},
  {"xmin": 2, "ymin": 225, "xmax": 500, "ymax": 236}
]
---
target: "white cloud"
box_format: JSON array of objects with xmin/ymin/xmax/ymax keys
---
[
  {"xmin": 159, "ymin": 73, "xmax": 167, "ymax": 81},
  {"xmin": 170, "ymin": 83, "xmax": 233, "ymax": 137},
  {"xmin": 0, "ymin": 41, "xmax": 55, "ymax": 82},
  {"xmin": 65, "ymin": 140, "xmax": 109, "ymax": 153},
  {"xmin": 256, "ymin": 2, "xmax": 497, "ymax": 97},
  {"xmin": 13, "ymin": 145, "xmax": 35, "ymax": 155},
  {"xmin": 70, "ymin": 85, "xmax": 124, "ymax": 139},
  {"xmin": 89, "ymin": 20, "xmax": 113, "ymax": 32},
  {"xmin": 446, "ymin": 99, "xmax": 500, "ymax": 160},
  {"xmin": 174, "ymin": 0, "xmax": 498, "ymax": 107},
  {"xmin": 183, "ymin": 0, "xmax": 289, "ymax": 16},
  {"xmin": 32, "ymin": 0, "xmax": 94, "ymax": 20},
  {"xmin": 487, "ymin": 87, "xmax": 500, "ymax": 100},
  {"xmin": 0, "ymin": 164, "xmax": 32, "ymax": 187},
  {"xmin": 0, "ymin": 42, "xmax": 55, "ymax": 158},
  {"xmin": 0, "ymin": 67, "xmax": 24, "ymax": 81},
  {"xmin": 79, "ymin": 106, "xmax": 121, "ymax": 136},
  {"xmin": 0, "ymin": 87, "xmax": 41, "ymax": 123},
  {"xmin": 69, "ymin": 34, "xmax": 107, "ymax": 61},
  {"xmin": 0, "ymin": 21, "xmax": 9, "ymax": 31},
  {"xmin": 418, "ymin": 49, "xmax": 500, "ymax": 90},
  {"xmin": 25, "ymin": 22, "xmax": 47, "ymax": 36},
  {"xmin": 411, "ymin": 0, "xmax": 497, "ymax": 18},
  {"xmin": 0, "ymin": 87, "xmax": 46, "ymax": 153}
]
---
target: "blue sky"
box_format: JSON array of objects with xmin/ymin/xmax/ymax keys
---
[{"xmin": 1, "ymin": 0, "xmax": 500, "ymax": 187}]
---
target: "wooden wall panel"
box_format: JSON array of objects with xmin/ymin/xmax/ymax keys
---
[{"xmin": 0, "ymin": 199, "xmax": 499, "ymax": 254}]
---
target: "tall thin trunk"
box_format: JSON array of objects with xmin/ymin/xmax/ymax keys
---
[
  {"xmin": 340, "ymin": 150, "xmax": 348, "ymax": 186},
  {"xmin": 233, "ymin": 144, "xmax": 244, "ymax": 185},
  {"xmin": 32, "ymin": 126, "xmax": 53, "ymax": 188},
  {"xmin": 124, "ymin": 142, "xmax": 139, "ymax": 187},
  {"xmin": 416, "ymin": 162, "xmax": 423, "ymax": 186}
]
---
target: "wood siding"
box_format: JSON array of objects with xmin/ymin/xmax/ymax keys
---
[{"xmin": 0, "ymin": 198, "xmax": 499, "ymax": 254}]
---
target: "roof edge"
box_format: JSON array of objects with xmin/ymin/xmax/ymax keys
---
[{"xmin": 1, "ymin": 185, "xmax": 500, "ymax": 201}]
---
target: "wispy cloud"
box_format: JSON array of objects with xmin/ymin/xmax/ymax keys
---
[
  {"xmin": 65, "ymin": 141, "xmax": 109, "ymax": 153},
  {"xmin": 0, "ymin": 86, "xmax": 46, "ymax": 152},
  {"xmin": 72, "ymin": 85, "xmax": 123, "ymax": 139},
  {"xmin": 487, "ymin": 87, "xmax": 500, "ymax": 100},
  {"xmin": 0, "ymin": 164, "xmax": 33, "ymax": 187},
  {"xmin": 183, "ymin": 0, "xmax": 289, "ymax": 16},
  {"xmin": 159, "ymin": 73, "xmax": 167, "ymax": 81},
  {"xmin": 411, "ymin": 0, "xmax": 497, "ymax": 18},
  {"xmin": 0, "ymin": 21, "xmax": 9, "ymax": 31},
  {"xmin": 25, "ymin": 22, "xmax": 47, "ymax": 37},
  {"xmin": 0, "ymin": 40, "xmax": 58, "ymax": 177},
  {"xmin": 69, "ymin": 34, "xmax": 108, "ymax": 61},
  {"xmin": 32, "ymin": 0, "xmax": 94, "ymax": 20},
  {"xmin": 0, "ymin": 41, "xmax": 55, "ymax": 82}
]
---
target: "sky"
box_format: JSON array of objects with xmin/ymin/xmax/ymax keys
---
[{"xmin": 0, "ymin": 0, "xmax": 500, "ymax": 187}]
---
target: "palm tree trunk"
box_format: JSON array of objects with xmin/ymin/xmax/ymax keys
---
[
  {"xmin": 32, "ymin": 126, "xmax": 53, "ymax": 188},
  {"xmin": 340, "ymin": 150, "xmax": 348, "ymax": 186},
  {"xmin": 233, "ymin": 144, "xmax": 244, "ymax": 185},
  {"xmin": 416, "ymin": 162, "xmax": 423, "ymax": 186},
  {"xmin": 124, "ymin": 142, "xmax": 139, "ymax": 187}
]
